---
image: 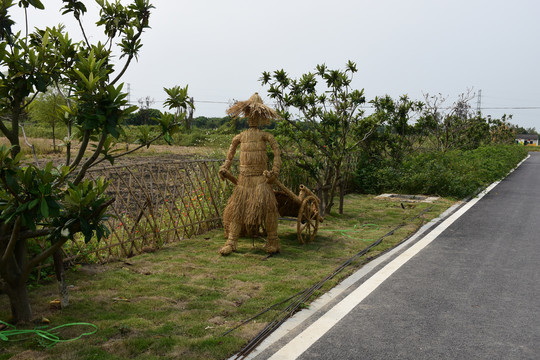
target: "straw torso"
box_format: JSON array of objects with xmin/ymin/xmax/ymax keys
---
[{"xmin": 223, "ymin": 128, "xmax": 280, "ymax": 229}]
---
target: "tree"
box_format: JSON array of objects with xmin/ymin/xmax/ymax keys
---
[
  {"xmin": 490, "ymin": 114, "xmax": 517, "ymax": 144},
  {"xmin": 163, "ymin": 85, "xmax": 194, "ymax": 131},
  {"xmin": 367, "ymin": 95, "xmax": 424, "ymax": 165},
  {"xmin": 417, "ymin": 90, "xmax": 490, "ymax": 152},
  {"xmin": 261, "ymin": 61, "xmax": 375, "ymax": 215},
  {"xmin": 27, "ymin": 87, "xmax": 66, "ymax": 152},
  {"xmin": 0, "ymin": 0, "xmax": 182, "ymax": 324},
  {"xmin": 512, "ymin": 125, "xmax": 538, "ymax": 135},
  {"xmin": 124, "ymin": 107, "xmax": 161, "ymax": 125}
]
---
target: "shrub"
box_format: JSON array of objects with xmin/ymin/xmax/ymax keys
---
[{"xmin": 355, "ymin": 145, "xmax": 528, "ymax": 198}]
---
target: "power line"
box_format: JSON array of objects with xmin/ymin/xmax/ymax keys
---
[
  {"xmin": 194, "ymin": 100, "xmax": 230, "ymax": 104},
  {"xmin": 480, "ymin": 107, "xmax": 540, "ymax": 110},
  {"xmin": 127, "ymin": 84, "xmax": 540, "ymax": 110},
  {"xmin": 133, "ymin": 100, "xmax": 540, "ymax": 110},
  {"xmin": 126, "ymin": 96, "xmax": 540, "ymax": 111}
]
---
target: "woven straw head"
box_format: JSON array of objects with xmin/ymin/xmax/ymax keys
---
[{"xmin": 226, "ymin": 93, "xmax": 279, "ymax": 127}]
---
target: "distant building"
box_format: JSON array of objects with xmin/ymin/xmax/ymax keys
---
[{"xmin": 516, "ymin": 134, "xmax": 539, "ymax": 146}]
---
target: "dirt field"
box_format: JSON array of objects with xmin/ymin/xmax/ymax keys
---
[{"xmin": 1, "ymin": 136, "xmax": 226, "ymax": 167}]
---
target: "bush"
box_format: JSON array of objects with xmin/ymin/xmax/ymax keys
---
[
  {"xmin": 20, "ymin": 122, "xmax": 69, "ymax": 139},
  {"xmin": 355, "ymin": 145, "xmax": 528, "ymax": 198},
  {"xmin": 174, "ymin": 129, "xmax": 207, "ymax": 146}
]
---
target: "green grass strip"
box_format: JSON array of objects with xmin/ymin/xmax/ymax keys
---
[{"xmin": 320, "ymin": 223, "xmax": 380, "ymax": 240}]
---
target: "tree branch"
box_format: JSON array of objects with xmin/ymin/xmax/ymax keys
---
[
  {"xmin": 0, "ymin": 228, "xmax": 51, "ymax": 244},
  {"xmin": 53, "ymin": 82, "xmax": 75, "ymax": 166},
  {"xmin": 25, "ymin": 238, "xmax": 67, "ymax": 277},
  {"xmin": 90, "ymin": 132, "xmax": 166, "ymax": 168},
  {"xmin": 19, "ymin": 123, "xmax": 39, "ymax": 166},
  {"xmin": 110, "ymin": 31, "xmax": 143, "ymax": 86},
  {"xmin": 0, "ymin": 117, "xmax": 12, "ymax": 138},
  {"xmin": 347, "ymin": 128, "xmax": 374, "ymax": 151},
  {"xmin": 69, "ymin": 130, "xmax": 90, "ymax": 170},
  {"xmin": 77, "ymin": 17, "xmax": 91, "ymax": 48},
  {"xmin": 21, "ymin": 92, "xmax": 39, "ymax": 110},
  {"xmin": 0, "ymin": 217, "xmax": 21, "ymax": 270},
  {"xmin": 25, "ymin": 198, "xmax": 114, "ymax": 272},
  {"xmin": 73, "ymin": 131, "xmax": 107, "ymax": 184}
]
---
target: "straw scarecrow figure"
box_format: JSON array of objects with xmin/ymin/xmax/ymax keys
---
[{"xmin": 218, "ymin": 93, "xmax": 281, "ymax": 255}]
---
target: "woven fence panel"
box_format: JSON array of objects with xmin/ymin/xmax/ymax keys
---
[{"xmin": 60, "ymin": 159, "xmax": 234, "ymax": 264}]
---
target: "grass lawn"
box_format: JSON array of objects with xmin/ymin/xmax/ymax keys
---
[{"xmin": 0, "ymin": 194, "xmax": 454, "ymax": 360}]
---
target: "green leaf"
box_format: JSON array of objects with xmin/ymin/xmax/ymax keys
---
[
  {"xmin": 80, "ymin": 218, "xmax": 92, "ymax": 243},
  {"xmin": 16, "ymin": 202, "xmax": 29, "ymax": 212},
  {"xmin": 29, "ymin": 0, "xmax": 44, "ymax": 9},
  {"xmin": 28, "ymin": 198, "xmax": 39, "ymax": 210},
  {"xmin": 21, "ymin": 212, "xmax": 36, "ymax": 230},
  {"xmin": 40, "ymin": 197, "xmax": 49, "ymax": 218},
  {"xmin": 163, "ymin": 133, "xmax": 172, "ymax": 145},
  {"xmin": 73, "ymin": 68, "xmax": 89, "ymax": 87},
  {"xmin": 5, "ymin": 172, "xmax": 19, "ymax": 192}
]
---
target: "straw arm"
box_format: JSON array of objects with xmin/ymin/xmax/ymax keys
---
[
  {"xmin": 265, "ymin": 132, "xmax": 281, "ymax": 175},
  {"xmin": 221, "ymin": 134, "xmax": 241, "ymax": 171},
  {"xmin": 219, "ymin": 169, "xmax": 238, "ymax": 185},
  {"xmin": 219, "ymin": 134, "xmax": 240, "ymax": 182}
]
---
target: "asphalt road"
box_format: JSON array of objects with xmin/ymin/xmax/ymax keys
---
[{"xmin": 252, "ymin": 152, "xmax": 540, "ymax": 360}]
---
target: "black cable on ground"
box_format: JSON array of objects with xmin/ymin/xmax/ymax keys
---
[
  {"xmin": 226, "ymin": 205, "xmax": 434, "ymax": 359},
  {"xmin": 220, "ymin": 289, "xmax": 305, "ymax": 337}
]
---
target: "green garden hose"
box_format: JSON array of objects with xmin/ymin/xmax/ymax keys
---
[{"xmin": 0, "ymin": 320, "xmax": 98, "ymax": 348}]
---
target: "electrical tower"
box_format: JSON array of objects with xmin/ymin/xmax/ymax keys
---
[{"xmin": 476, "ymin": 89, "xmax": 482, "ymax": 115}]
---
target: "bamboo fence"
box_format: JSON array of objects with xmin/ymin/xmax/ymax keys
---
[{"xmin": 54, "ymin": 159, "xmax": 233, "ymax": 265}]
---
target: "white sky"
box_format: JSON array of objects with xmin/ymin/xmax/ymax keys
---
[{"xmin": 11, "ymin": 0, "xmax": 540, "ymax": 129}]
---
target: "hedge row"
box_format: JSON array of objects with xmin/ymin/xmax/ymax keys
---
[{"xmin": 355, "ymin": 145, "xmax": 528, "ymax": 199}]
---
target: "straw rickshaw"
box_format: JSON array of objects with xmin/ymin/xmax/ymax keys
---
[
  {"xmin": 220, "ymin": 170, "xmax": 323, "ymax": 244},
  {"xmin": 218, "ymin": 92, "xmax": 322, "ymax": 255}
]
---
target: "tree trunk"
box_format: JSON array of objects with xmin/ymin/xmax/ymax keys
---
[
  {"xmin": 339, "ymin": 179, "xmax": 345, "ymax": 214},
  {"xmin": 53, "ymin": 249, "xmax": 69, "ymax": 307},
  {"xmin": 316, "ymin": 184, "xmax": 324, "ymax": 216},
  {"xmin": 9, "ymin": 103, "xmax": 22, "ymax": 158},
  {"xmin": 4, "ymin": 282, "xmax": 33, "ymax": 324},
  {"xmin": 321, "ymin": 188, "xmax": 330, "ymax": 216},
  {"xmin": 0, "ymin": 227, "xmax": 33, "ymax": 324},
  {"xmin": 325, "ymin": 167, "xmax": 341, "ymax": 215},
  {"xmin": 52, "ymin": 121, "xmax": 56, "ymax": 152},
  {"xmin": 66, "ymin": 123, "xmax": 72, "ymax": 165}
]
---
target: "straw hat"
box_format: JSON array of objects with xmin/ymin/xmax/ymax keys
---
[{"xmin": 226, "ymin": 93, "xmax": 279, "ymax": 126}]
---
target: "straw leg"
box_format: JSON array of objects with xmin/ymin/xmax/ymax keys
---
[
  {"xmin": 264, "ymin": 213, "xmax": 280, "ymax": 254},
  {"xmin": 219, "ymin": 221, "xmax": 241, "ymax": 256}
]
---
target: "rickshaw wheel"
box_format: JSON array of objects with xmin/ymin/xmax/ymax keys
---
[{"xmin": 297, "ymin": 195, "xmax": 320, "ymax": 244}]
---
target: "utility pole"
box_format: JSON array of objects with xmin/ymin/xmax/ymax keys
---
[
  {"xmin": 127, "ymin": 83, "xmax": 131, "ymax": 106},
  {"xmin": 476, "ymin": 89, "xmax": 482, "ymax": 115}
]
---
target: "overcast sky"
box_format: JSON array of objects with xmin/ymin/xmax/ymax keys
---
[{"xmin": 12, "ymin": 0, "xmax": 540, "ymax": 129}]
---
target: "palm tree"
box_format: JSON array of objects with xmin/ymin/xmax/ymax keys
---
[{"xmin": 163, "ymin": 85, "xmax": 194, "ymax": 130}]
